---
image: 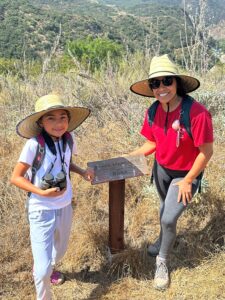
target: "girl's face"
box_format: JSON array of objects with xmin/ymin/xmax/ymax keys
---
[
  {"xmin": 150, "ymin": 76, "xmax": 178, "ymax": 107},
  {"xmin": 39, "ymin": 109, "xmax": 69, "ymax": 139}
]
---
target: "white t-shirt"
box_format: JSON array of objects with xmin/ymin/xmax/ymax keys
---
[{"xmin": 19, "ymin": 134, "xmax": 77, "ymax": 212}]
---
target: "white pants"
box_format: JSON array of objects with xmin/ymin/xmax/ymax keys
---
[{"xmin": 28, "ymin": 204, "xmax": 73, "ymax": 300}]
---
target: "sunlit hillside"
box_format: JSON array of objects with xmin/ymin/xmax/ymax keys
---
[
  {"xmin": 1, "ymin": 0, "xmax": 225, "ymax": 298},
  {"xmin": 1, "ymin": 0, "xmax": 225, "ymax": 60},
  {"xmin": 0, "ymin": 50, "xmax": 225, "ymax": 299}
]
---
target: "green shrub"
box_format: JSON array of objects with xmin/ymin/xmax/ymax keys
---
[
  {"xmin": 65, "ymin": 37, "xmax": 124, "ymax": 72},
  {"xmin": 0, "ymin": 57, "xmax": 42, "ymax": 77}
]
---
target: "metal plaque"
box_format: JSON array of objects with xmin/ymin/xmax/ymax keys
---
[{"xmin": 87, "ymin": 154, "xmax": 149, "ymax": 185}]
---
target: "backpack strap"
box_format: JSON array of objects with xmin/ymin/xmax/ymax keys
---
[
  {"xmin": 62, "ymin": 131, "xmax": 74, "ymax": 167},
  {"xmin": 177, "ymin": 96, "xmax": 203, "ymax": 193},
  {"xmin": 62, "ymin": 132, "xmax": 73, "ymax": 156},
  {"xmin": 147, "ymin": 101, "xmax": 159, "ymax": 186},
  {"xmin": 27, "ymin": 134, "xmax": 45, "ymax": 198},
  {"xmin": 147, "ymin": 100, "xmax": 160, "ymax": 127},
  {"xmin": 62, "ymin": 132, "xmax": 74, "ymax": 178},
  {"xmin": 180, "ymin": 95, "xmax": 194, "ymax": 140},
  {"xmin": 30, "ymin": 134, "xmax": 45, "ymax": 184},
  {"xmin": 31, "ymin": 134, "xmax": 45, "ymax": 183}
]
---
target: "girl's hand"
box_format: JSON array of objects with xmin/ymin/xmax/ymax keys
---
[
  {"xmin": 82, "ymin": 167, "xmax": 94, "ymax": 181},
  {"xmin": 173, "ymin": 179, "xmax": 192, "ymax": 206},
  {"xmin": 40, "ymin": 187, "xmax": 66, "ymax": 197}
]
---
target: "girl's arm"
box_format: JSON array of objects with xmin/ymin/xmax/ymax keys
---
[
  {"xmin": 70, "ymin": 162, "xmax": 94, "ymax": 181},
  {"xmin": 174, "ymin": 142, "xmax": 213, "ymax": 205},
  {"xmin": 129, "ymin": 140, "xmax": 156, "ymax": 156},
  {"xmin": 10, "ymin": 162, "xmax": 65, "ymax": 197}
]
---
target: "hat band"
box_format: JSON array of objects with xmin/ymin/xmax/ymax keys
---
[
  {"xmin": 149, "ymin": 71, "xmax": 177, "ymax": 77},
  {"xmin": 36, "ymin": 104, "xmax": 65, "ymax": 113}
]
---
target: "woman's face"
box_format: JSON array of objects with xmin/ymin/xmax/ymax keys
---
[{"xmin": 149, "ymin": 76, "xmax": 178, "ymax": 105}]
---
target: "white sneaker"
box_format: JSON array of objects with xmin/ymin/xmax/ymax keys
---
[
  {"xmin": 153, "ymin": 256, "xmax": 170, "ymax": 290},
  {"xmin": 147, "ymin": 238, "xmax": 160, "ymax": 257}
]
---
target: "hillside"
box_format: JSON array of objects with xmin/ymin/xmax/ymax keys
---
[
  {"xmin": 1, "ymin": 3, "xmax": 225, "ymax": 300},
  {"xmin": 0, "ymin": 0, "xmax": 224, "ymax": 60},
  {"xmin": 100, "ymin": 0, "xmax": 225, "ymax": 25},
  {"xmin": 1, "ymin": 51, "xmax": 225, "ymax": 300}
]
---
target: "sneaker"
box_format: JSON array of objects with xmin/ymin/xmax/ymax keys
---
[
  {"xmin": 147, "ymin": 238, "xmax": 160, "ymax": 257},
  {"xmin": 153, "ymin": 256, "xmax": 170, "ymax": 290},
  {"xmin": 50, "ymin": 271, "xmax": 65, "ymax": 285}
]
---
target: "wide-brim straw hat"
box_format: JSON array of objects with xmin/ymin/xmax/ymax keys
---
[
  {"xmin": 16, "ymin": 94, "xmax": 91, "ymax": 138},
  {"xmin": 130, "ymin": 54, "xmax": 200, "ymax": 97}
]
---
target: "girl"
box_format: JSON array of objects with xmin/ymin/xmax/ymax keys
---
[{"xmin": 11, "ymin": 94, "xmax": 93, "ymax": 300}]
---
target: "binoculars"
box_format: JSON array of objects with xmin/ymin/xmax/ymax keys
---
[{"xmin": 40, "ymin": 171, "xmax": 67, "ymax": 190}]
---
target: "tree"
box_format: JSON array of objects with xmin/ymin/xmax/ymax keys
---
[
  {"xmin": 66, "ymin": 37, "xmax": 124, "ymax": 72},
  {"xmin": 180, "ymin": 0, "xmax": 211, "ymax": 74}
]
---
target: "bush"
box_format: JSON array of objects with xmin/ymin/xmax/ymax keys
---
[{"xmin": 65, "ymin": 37, "xmax": 124, "ymax": 72}]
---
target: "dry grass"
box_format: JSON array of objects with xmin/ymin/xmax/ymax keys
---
[{"xmin": 1, "ymin": 58, "xmax": 225, "ymax": 299}]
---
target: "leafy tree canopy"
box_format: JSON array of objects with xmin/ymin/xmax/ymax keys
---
[{"xmin": 66, "ymin": 37, "xmax": 124, "ymax": 71}]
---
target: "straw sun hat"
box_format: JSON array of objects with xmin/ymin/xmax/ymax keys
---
[
  {"xmin": 130, "ymin": 54, "xmax": 200, "ymax": 97},
  {"xmin": 16, "ymin": 94, "xmax": 91, "ymax": 138}
]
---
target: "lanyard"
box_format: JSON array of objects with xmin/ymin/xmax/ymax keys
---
[{"xmin": 57, "ymin": 139, "xmax": 65, "ymax": 169}]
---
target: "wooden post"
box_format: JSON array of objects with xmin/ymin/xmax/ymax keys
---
[
  {"xmin": 87, "ymin": 155, "xmax": 149, "ymax": 254},
  {"xmin": 109, "ymin": 179, "xmax": 125, "ymax": 253}
]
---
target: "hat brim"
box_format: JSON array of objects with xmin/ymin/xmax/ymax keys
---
[
  {"xmin": 130, "ymin": 73, "xmax": 200, "ymax": 97},
  {"xmin": 16, "ymin": 106, "xmax": 91, "ymax": 139}
]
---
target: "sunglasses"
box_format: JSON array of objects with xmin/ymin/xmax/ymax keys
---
[{"xmin": 149, "ymin": 76, "xmax": 174, "ymax": 89}]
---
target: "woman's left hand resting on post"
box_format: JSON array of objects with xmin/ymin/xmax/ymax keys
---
[{"xmin": 173, "ymin": 142, "xmax": 213, "ymax": 206}]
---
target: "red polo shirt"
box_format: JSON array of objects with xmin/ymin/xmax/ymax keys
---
[{"xmin": 141, "ymin": 100, "xmax": 213, "ymax": 170}]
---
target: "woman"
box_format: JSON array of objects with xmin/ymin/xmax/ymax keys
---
[{"xmin": 130, "ymin": 54, "xmax": 213, "ymax": 290}]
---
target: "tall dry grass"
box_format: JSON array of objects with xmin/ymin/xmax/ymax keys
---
[{"xmin": 0, "ymin": 54, "xmax": 225, "ymax": 299}]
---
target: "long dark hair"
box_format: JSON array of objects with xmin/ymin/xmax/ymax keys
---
[{"xmin": 175, "ymin": 77, "xmax": 187, "ymax": 97}]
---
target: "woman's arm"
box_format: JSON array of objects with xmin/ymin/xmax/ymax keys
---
[
  {"xmin": 10, "ymin": 162, "xmax": 65, "ymax": 197},
  {"xmin": 174, "ymin": 142, "xmax": 213, "ymax": 205},
  {"xmin": 184, "ymin": 143, "xmax": 213, "ymax": 184},
  {"xmin": 129, "ymin": 140, "xmax": 156, "ymax": 156}
]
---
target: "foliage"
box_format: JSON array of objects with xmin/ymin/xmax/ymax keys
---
[
  {"xmin": 100, "ymin": 0, "xmax": 225, "ymax": 24},
  {"xmin": 1, "ymin": 51, "xmax": 225, "ymax": 299},
  {"xmin": 0, "ymin": 57, "xmax": 42, "ymax": 77},
  {"xmin": 216, "ymin": 39, "xmax": 225, "ymax": 53},
  {"xmin": 0, "ymin": 0, "xmax": 62, "ymax": 59},
  {"xmin": 65, "ymin": 37, "xmax": 124, "ymax": 71},
  {"xmin": 0, "ymin": 58, "xmax": 17, "ymax": 75},
  {"xmin": 0, "ymin": 0, "xmax": 224, "ymax": 63}
]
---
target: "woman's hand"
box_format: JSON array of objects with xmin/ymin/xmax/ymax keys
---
[
  {"xmin": 129, "ymin": 140, "xmax": 156, "ymax": 156},
  {"xmin": 173, "ymin": 143, "xmax": 213, "ymax": 206},
  {"xmin": 173, "ymin": 179, "xmax": 192, "ymax": 206}
]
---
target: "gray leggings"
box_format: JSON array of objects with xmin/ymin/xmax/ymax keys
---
[{"xmin": 153, "ymin": 160, "xmax": 201, "ymax": 259}]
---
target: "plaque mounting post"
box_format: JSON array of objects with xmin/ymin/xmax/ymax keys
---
[{"xmin": 87, "ymin": 155, "xmax": 149, "ymax": 253}]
